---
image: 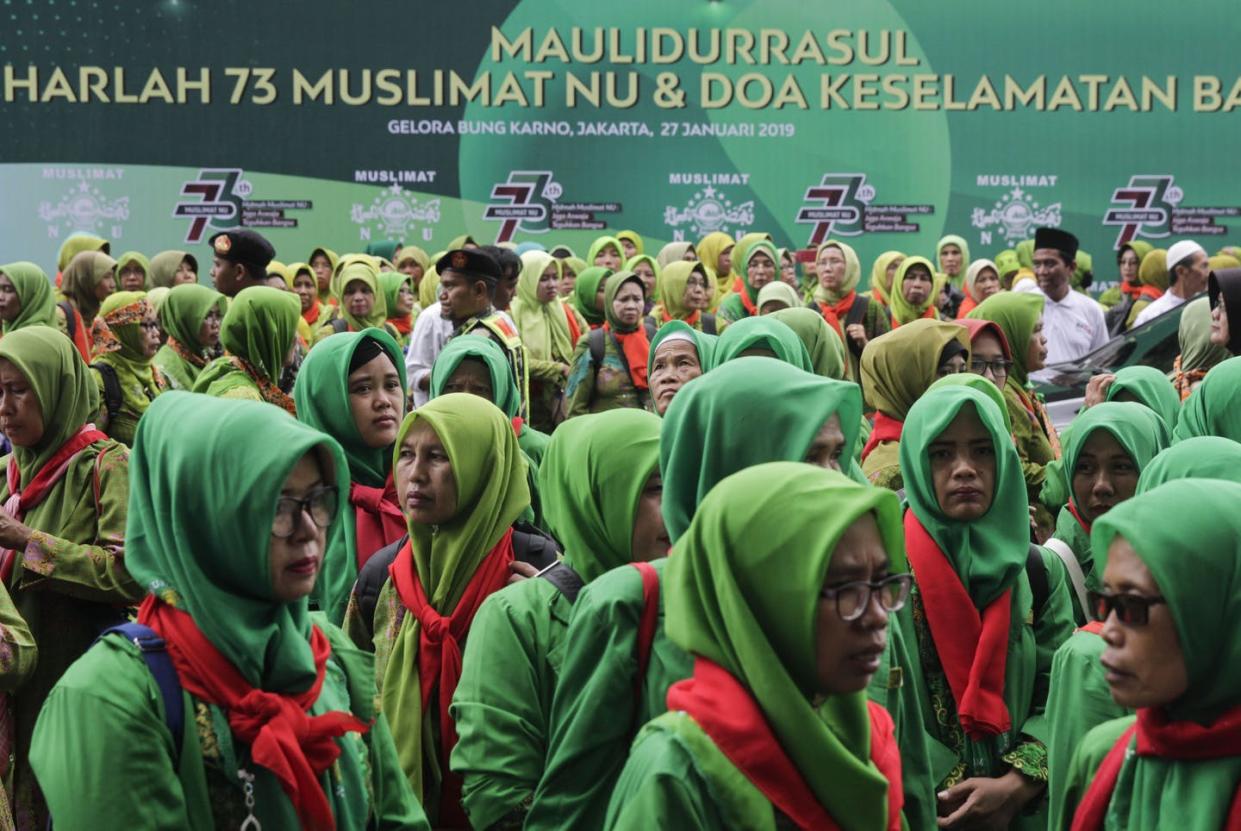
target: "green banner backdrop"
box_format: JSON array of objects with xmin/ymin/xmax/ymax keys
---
[{"xmin": 2, "ymin": 0, "xmax": 1239, "ymax": 291}]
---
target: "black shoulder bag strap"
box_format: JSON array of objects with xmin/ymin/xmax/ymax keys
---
[
  {"xmin": 537, "ymin": 561, "xmax": 586, "ymax": 604},
  {"xmin": 92, "ymin": 362, "xmax": 123, "ymax": 424}
]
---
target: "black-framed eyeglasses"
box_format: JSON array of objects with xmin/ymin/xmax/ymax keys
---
[
  {"xmin": 970, "ymin": 358, "xmax": 1012, "ymax": 376},
  {"xmin": 272, "ymin": 486, "xmax": 339, "ymax": 538},
  {"xmin": 820, "ymin": 574, "xmax": 913, "ymax": 622},
  {"xmin": 1087, "ymin": 589, "xmax": 1167, "ymax": 626}
]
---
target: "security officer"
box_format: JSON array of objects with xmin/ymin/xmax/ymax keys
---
[{"xmin": 209, "ymin": 229, "xmax": 276, "ymax": 297}]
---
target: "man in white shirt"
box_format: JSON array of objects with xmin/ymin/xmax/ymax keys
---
[
  {"xmin": 404, "ymin": 298, "xmax": 455, "ymax": 407},
  {"xmin": 1131, "ymin": 240, "xmax": 1209, "ymax": 327},
  {"xmin": 1022, "ymin": 227, "xmax": 1110, "ymax": 382}
]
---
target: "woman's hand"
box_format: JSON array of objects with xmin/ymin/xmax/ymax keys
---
[
  {"xmin": 1083, "ymin": 373, "xmax": 1116, "ymax": 408},
  {"xmin": 846, "ymin": 323, "xmax": 868, "ymax": 349},
  {"xmin": 0, "ymin": 514, "xmax": 33, "ymax": 550},
  {"xmin": 506, "ymin": 561, "xmax": 540, "ymax": 585},
  {"xmin": 937, "ymin": 770, "xmax": 1043, "ymax": 829}
]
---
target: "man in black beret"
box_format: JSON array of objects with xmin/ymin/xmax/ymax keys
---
[
  {"xmin": 1024, "ymin": 226, "xmax": 1108, "ymax": 380},
  {"xmin": 209, "ymin": 229, "xmax": 276, "ymax": 297}
]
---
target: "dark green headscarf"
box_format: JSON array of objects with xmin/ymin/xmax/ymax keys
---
[
  {"xmin": 646, "ymin": 320, "xmax": 714, "ymax": 379},
  {"xmin": 115, "ymin": 251, "xmax": 151, "ymax": 290},
  {"xmin": 158, "ymin": 283, "xmax": 225, "ymax": 352},
  {"xmin": 0, "ymin": 261, "xmax": 56, "ymax": 333},
  {"xmin": 768, "ymin": 307, "xmax": 848, "ymax": 380},
  {"xmin": 570, "ymin": 266, "xmax": 611, "ymax": 327},
  {"xmin": 900, "ymin": 385, "xmax": 1029, "ymax": 606},
  {"xmin": 1173, "ymin": 355, "xmax": 1241, "ymax": 443},
  {"xmin": 666, "ymin": 462, "xmax": 903, "ymax": 830},
  {"xmin": 430, "ymin": 336, "xmax": 522, "ymax": 420},
  {"xmin": 126, "ymin": 391, "xmax": 348, "ymax": 690},
  {"xmin": 602, "ymin": 270, "xmax": 645, "ymax": 333},
  {"xmin": 967, "ymin": 292, "xmax": 1046, "ymax": 386},
  {"xmin": 1138, "ymin": 436, "xmax": 1241, "ymax": 492},
  {"xmin": 1061, "ymin": 402, "xmax": 1169, "ymax": 509},
  {"xmin": 0, "ymin": 326, "xmax": 100, "ymax": 484},
  {"xmin": 1177, "ymin": 296, "xmax": 1229, "ymax": 373},
  {"xmin": 661, "ymin": 356, "xmax": 862, "ymax": 542},
  {"xmin": 539, "ymin": 409, "xmax": 661, "ymax": 584},
  {"xmin": 220, "ymin": 286, "xmax": 301, "ymax": 382},
  {"xmin": 1104, "ymin": 366, "xmax": 1180, "ymax": 431},
  {"xmin": 364, "ymin": 240, "xmax": 401, "ymax": 262},
  {"xmin": 861, "ymin": 319, "xmax": 970, "ymax": 420},
  {"xmin": 710, "ymin": 314, "xmax": 813, "ymax": 372}
]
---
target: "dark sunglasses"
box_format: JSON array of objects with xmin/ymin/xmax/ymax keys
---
[{"xmin": 1087, "ymin": 589, "xmax": 1167, "ymax": 625}]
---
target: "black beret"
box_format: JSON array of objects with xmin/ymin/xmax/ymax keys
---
[
  {"xmin": 1034, "ymin": 227, "xmax": 1079, "ymax": 258},
  {"xmin": 209, "ymin": 229, "xmax": 276, "ymax": 271},
  {"xmin": 436, "ymin": 248, "xmax": 501, "ymax": 283}
]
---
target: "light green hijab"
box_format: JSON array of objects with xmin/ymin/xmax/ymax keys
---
[
  {"xmin": 869, "ymin": 251, "xmax": 905, "ymax": 305},
  {"xmin": 219, "ymin": 285, "xmax": 301, "ymax": 382},
  {"xmin": 860, "ymin": 319, "xmax": 970, "ymax": 419},
  {"xmin": 661, "ymin": 356, "xmax": 863, "ymax": 542},
  {"xmin": 711, "ymin": 314, "xmax": 813, "ymax": 372},
  {"xmin": 430, "ymin": 336, "xmax": 523, "ymax": 421},
  {"xmin": 334, "ymin": 259, "xmax": 390, "ymax": 330},
  {"xmin": 936, "ymin": 234, "xmax": 971, "ymax": 287},
  {"xmin": 734, "ymin": 239, "xmax": 779, "ymax": 305},
  {"xmin": 887, "ymin": 256, "xmax": 941, "ymax": 325},
  {"xmin": 1104, "ymin": 366, "xmax": 1181, "ymax": 432},
  {"xmin": 900, "ymin": 385, "xmax": 1029, "ymax": 605},
  {"xmin": 814, "ymin": 240, "xmax": 862, "ymax": 304},
  {"xmin": 616, "ymin": 229, "xmax": 644, "ymax": 256},
  {"xmin": 570, "ymin": 266, "xmax": 610, "ymax": 327},
  {"xmin": 1178, "ymin": 296, "xmax": 1229, "ymax": 373},
  {"xmin": 115, "ymin": 251, "xmax": 151, "ymax": 290},
  {"xmin": 158, "ymin": 283, "xmax": 225, "ymax": 352},
  {"xmin": 149, "ymin": 250, "xmax": 196, "ymax": 288},
  {"xmin": 511, "ymin": 251, "xmax": 576, "ymax": 363},
  {"xmin": 967, "ymin": 291, "xmax": 1046, "ymax": 386},
  {"xmin": 378, "ymin": 271, "xmax": 414, "ymax": 321},
  {"xmin": 656, "ymin": 241, "xmax": 695, "ymax": 268},
  {"xmin": 769, "ymin": 307, "xmax": 848, "ymax": 380},
  {"xmin": 1174, "ymin": 356, "xmax": 1241, "ymax": 442},
  {"xmin": 60, "ymin": 250, "xmax": 117, "ymax": 324},
  {"xmin": 56, "ymin": 233, "xmax": 108, "ymax": 273},
  {"xmin": 94, "ymin": 291, "xmax": 161, "ymax": 415},
  {"xmin": 587, "ymin": 235, "xmax": 625, "ymax": 267},
  {"xmin": 1137, "ymin": 436, "xmax": 1241, "ymax": 491},
  {"xmin": 539, "ymin": 409, "xmax": 661, "ymax": 584},
  {"xmin": 655, "ymin": 260, "xmax": 709, "ymax": 322},
  {"xmin": 0, "ymin": 261, "xmax": 56, "ymax": 333},
  {"xmin": 756, "ymin": 280, "xmax": 802, "ymax": 312},
  {"xmin": 0, "ymin": 326, "xmax": 100, "ymax": 483},
  {"xmin": 126, "ymin": 391, "xmax": 348, "ymax": 690},
  {"xmin": 666, "ymin": 462, "xmax": 903, "ymax": 830}
]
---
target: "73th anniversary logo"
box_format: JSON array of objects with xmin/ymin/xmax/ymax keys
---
[{"xmin": 796, "ymin": 173, "xmax": 932, "ymax": 245}]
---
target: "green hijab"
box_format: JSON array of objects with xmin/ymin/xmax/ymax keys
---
[
  {"xmin": 146, "ymin": 286, "xmax": 171, "ymax": 315},
  {"xmin": 0, "ymin": 261, "xmax": 56, "ymax": 333},
  {"xmin": 888, "ymin": 256, "xmax": 940, "ymax": 325},
  {"xmin": 511, "ymin": 251, "xmax": 575, "ymax": 363},
  {"xmin": 395, "ymin": 244, "xmax": 430, "ymax": 273},
  {"xmin": 1137, "ymin": 249, "xmax": 1169, "ymax": 292},
  {"xmin": 560, "ymin": 255, "xmax": 587, "ymax": 290},
  {"xmin": 928, "ymin": 372, "xmax": 1012, "ymax": 434},
  {"xmin": 1015, "ymin": 239, "xmax": 1035, "ymax": 270},
  {"xmin": 60, "ymin": 250, "xmax": 117, "ymax": 324},
  {"xmin": 126, "ymin": 391, "xmax": 347, "ymax": 690},
  {"xmin": 95, "ymin": 291, "xmax": 161, "ymax": 414},
  {"xmin": 936, "ymin": 234, "xmax": 971, "ymax": 287},
  {"xmin": 382, "ymin": 394, "xmax": 530, "ymax": 790},
  {"xmin": 616, "ymin": 229, "xmax": 644, "ymax": 256},
  {"xmin": 334, "ymin": 259, "xmax": 390, "ymax": 330},
  {"xmin": 735, "ymin": 239, "xmax": 779, "ymax": 304},
  {"xmin": 728, "ymin": 232, "xmax": 773, "ymax": 281},
  {"xmin": 1093, "ymin": 479, "xmax": 1241, "ymax": 722},
  {"xmin": 967, "ymin": 291, "xmax": 1045, "ymax": 385},
  {"xmin": 115, "ymin": 251, "xmax": 150, "ymax": 290},
  {"xmin": 1173, "ymin": 356, "xmax": 1241, "ymax": 442},
  {"xmin": 570, "ymin": 266, "xmax": 611, "ymax": 327},
  {"xmin": 661, "ymin": 356, "xmax": 863, "ymax": 541},
  {"xmin": 646, "ymin": 320, "xmax": 714, "ymax": 380},
  {"xmin": 149, "ymin": 250, "xmax": 196, "ymax": 288},
  {"xmin": 711, "ymin": 314, "xmax": 813, "ymax": 372},
  {"xmin": 159, "ymin": 283, "xmax": 225, "ymax": 352},
  {"xmin": 869, "ymin": 251, "xmax": 904, "ymax": 304},
  {"xmin": 696, "ymin": 231, "xmax": 735, "ymax": 281},
  {"xmin": 602, "ymin": 270, "xmax": 645, "ymax": 334},
  {"xmin": 447, "ymin": 235, "xmax": 477, "ymax": 250},
  {"xmin": 430, "ymin": 336, "xmax": 522, "ymax": 420},
  {"xmin": 666, "ymin": 462, "xmax": 903, "ymax": 830},
  {"xmin": 219, "ymin": 286, "xmax": 300, "ymax": 382},
  {"xmin": 900, "ymin": 385, "xmax": 1029, "ymax": 605},
  {"xmin": 1104, "ymin": 366, "xmax": 1180, "ymax": 431},
  {"xmin": 56, "ymin": 233, "xmax": 108, "ymax": 273},
  {"xmin": 378, "ymin": 271, "xmax": 413, "ymax": 322},
  {"xmin": 655, "ymin": 261, "xmax": 708, "ymax": 321},
  {"xmin": 1062, "ymin": 402, "xmax": 1169, "ymax": 507},
  {"xmin": 656, "ymin": 241, "xmax": 694, "ymax": 269},
  {"xmin": 860, "ymin": 318, "xmax": 970, "ymax": 419},
  {"xmin": 814, "ymin": 240, "xmax": 862, "ymax": 305},
  {"xmin": 769, "ymin": 307, "xmax": 847, "ymax": 380},
  {"xmin": 364, "ymin": 240, "xmax": 401, "ymax": 262},
  {"xmin": 1178, "ymin": 296, "xmax": 1229, "ymax": 373},
  {"xmin": 587, "ymin": 235, "xmax": 624, "ymax": 267},
  {"xmin": 0, "ymin": 326, "xmax": 100, "ymax": 483},
  {"xmin": 539, "ymin": 409, "xmax": 660, "ymax": 584},
  {"xmin": 755, "ymin": 280, "xmax": 802, "ymax": 313},
  {"xmin": 993, "ymin": 250, "xmax": 1021, "ymax": 282},
  {"xmin": 293, "ymin": 329, "xmax": 406, "ymax": 488},
  {"xmin": 1137, "ymin": 436, "xmax": 1241, "ymax": 491}
]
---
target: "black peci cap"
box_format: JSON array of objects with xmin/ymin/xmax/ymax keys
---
[
  {"xmin": 436, "ymin": 248, "xmax": 501, "ymax": 283},
  {"xmin": 1034, "ymin": 227, "xmax": 1079, "ymax": 258}
]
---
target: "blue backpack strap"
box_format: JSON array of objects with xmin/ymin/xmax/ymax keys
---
[{"xmin": 98, "ymin": 622, "xmax": 185, "ymax": 762}]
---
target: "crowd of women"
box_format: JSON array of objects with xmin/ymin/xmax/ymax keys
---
[{"xmin": 0, "ymin": 222, "xmax": 1238, "ymax": 830}]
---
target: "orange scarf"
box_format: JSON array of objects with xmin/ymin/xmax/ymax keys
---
[{"xmin": 604, "ymin": 322, "xmax": 651, "ymax": 389}]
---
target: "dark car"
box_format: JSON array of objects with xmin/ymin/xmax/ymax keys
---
[{"xmin": 1032, "ymin": 293, "xmax": 1193, "ymax": 429}]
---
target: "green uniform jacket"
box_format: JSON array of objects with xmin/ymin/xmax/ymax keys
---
[
  {"xmin": 450, "ymin": 576, "xmax": 573, "ymax": 830},
  {"xmin": 30, "ymin": 619, "xmax": 427, "ymax": 830},
  {"xmin": 152, "ymin": 344, "xmax": 200, "ymax": 391}
]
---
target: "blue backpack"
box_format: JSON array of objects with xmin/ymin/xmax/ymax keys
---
[{"xmin": 97, "ymin": 622, "xmax": 185, "ymax": 759}]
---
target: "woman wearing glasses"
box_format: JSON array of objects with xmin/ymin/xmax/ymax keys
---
[
  {"xmin": 1058, "ymin": 479, "xmax": 1241, "ymax": 830},
  {"xmin": 30, "ymin": 392, "xmax": 427, "ymax": 830},
  {"xmin": 89, "ymin": 291, "xmax": 167, "ymax": 447},
  {"xmin": 898, "ymin": 385, "xmax": 1074, "ymax": 830},
  {"xmin": 152, "ymin": 283, "xmax": 227, "ymax": 391}
]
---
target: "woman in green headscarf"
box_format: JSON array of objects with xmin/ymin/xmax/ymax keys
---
[
  {"xmin": 365, "ymin": 239, "xmax": 402, "ymax": 264},
  {"xmin": 30, "ymin": 392, "xmax": 427, "ymax": 831},
  {"xmin": 587, "ymin": 235, "xmax": 625, "ymax": 271},
  {"xmin": 1100, "ymin": 365, "xmax": 1180, "ymax": 432},
  {"xmin": 867, "ymin": 250, "xmax": 905, "ymax": 308},
  {"xmin": 1098, "ymin": 241, "xmax": 1154, "ymax": 311},
  {"xmin": 1057, "ymin": 480, "xmax": 1241, "ymax": 830},
  {"xmin": 624, "ymin": 253, "xmax": 659, "ymax": 313},
  {"xmin": 57, "ymin": 250, "xmax": 117, "ymax": 361},
  {"xmin": 717, "ymin": 238, "xmax": 778, "ymax": 324},
  {"xmin": 294, "ymin": 330, "xmax": 407, "ymax": 625},
  {"xmin": 0, "ymin": 327, "xmax": 140, "ymax": 827},
  {"xmin": 1123, "ymin": 248, "xmax": 1168, "ymax": 330},
  {"xmin": 344, "ymin": 394, "xmax": 556, "ymax": 827},
  {"xmin": 89, "ymin": 291, "xmax": 166, "ymax": 447},
  {"xmin": 994, "ymin": 249, "xmax": 1022, "ymax": 289},
  {"xmin": 556, "ymin": 254, "xmax": 586, "ymax": 299},
  {"xmin": 756, "ymin": 280, "xmax": 802, "ymax": 314},
  {"xmin": 569, "ymin": 265, "xmax": 610, "ymax": 329},
  {"xmin": 395, "ymin": 245, "xmax": 431, "ymax": 293},
  {"xmin": 899, "ymin": 385, "xmax": 1074, "ymax": 830},
  {"xmin": 308, "ymin": 246, "xmax": 340, "ymax": 305},
  {"xmin": 152, "ymin": 283, "xmax": 225, "ymax": 391},
  {"xmin": 646, "ymin": 321, "xmax": 714, "ymax": 417},
  {"xmin": 649, "ymin": 260, "xmax": 715, "ymax": 333},
  {"xmin": 655, "ymin": 241, "xmax": 695, "ymax": 269},
  {"xmin": 710, "ymin": 314, "xmax": 813, "ymax": 372},
  {"xmin": 615, "ymin": 229, "xmax": 644, "ymax": 258},
  {"xmin": 606, "ymin": 462, "xmax": 908, "ymax": 831},
  {"xmin": 315, "ymin": 259, "xmax": 398, "ymax": 344},
  {"xmin": 0, "ymin": 262, "xmax": 56, "ymax": 335},
  {"xmin": 859, "ymin": 318, "xmax": 971, "ymax": 490},
  {"xmin": 937, "ymin": 234, "xmax": 971, "ymax": 288},
  {"xmin": 565, "ymin": 271, "xmax": 650, "ymax": 417},
  {"xmin": 192, "ymin": 285, "xmax": 300, "ymax": 414},
  {"xmin": 115, "ymin": 251, "xmax": 150, "ymax": 292},
  {"xmin": 148, "ymin": 249, "xmax": 199, "ymax": 288},
  {"xmin": 1172, "ymin": 296, "xmax": 1227, "ymax": 400},
  {"xmin": 695, "ymin": 231, "xmax": 736, "ymax": 304},
  {"xmin": 1172, "ymin": 354, "xmax": 1241, "ymax": 442},
  {"xmin": 815, "ymin": 240, "xmax": 892, "ymax": 381},
  {"xmin": 418, "ymin": 255, "xmax": 443, "ymax": 310},
  {"xmin": 888, "ymin": 256, "xmax": 943, "ymax": 327},
  {"xmin": 511, "ymin": 251, "xmax": 589, "ymax": 431},
  {"xmin": 452, "ymin": 409, "xmax": 665, "ymax": 830},
  {"xmin": 769, "ymin": 307, "xmax": 848, "ymax": 380},
  {"xmin": 55, "ymin": 233, "xmax": 109, "ymax": 278},
  {"xmin": 377, "ymin": 270, "xmax": 418, "ymax": 348}
]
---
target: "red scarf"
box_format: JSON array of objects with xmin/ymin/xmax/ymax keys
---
[
  {"xmin": 732, "ymin": 276, "xmax": 759, "ymax": 317},
  {"xmin": 904, "ymin": 511, "xmax": 1013, "ymax": 738},
  {"xmin": 386, "ymin": 314, "xmax": 412, "ymax": 336},
  {"xmin": 861, "ymin": 413, "xmax": 903, "ymax": 462},
  {"xmin": 1071, "ymin": 703, "xmax": 1241, "ymax": 831},
  {"xmin": 0, "ymin": 424, "xmax": 107, "ymax": 584},
  {"xmin": 666, "ymin": 658, "xmax": 903, "ymax": 831},
  {"xmin": 1120, "ymin": 279, "xmax": 1163, "ymax": 302},
  {"xmin": 603, "ymin": 322, "xmax": 651, "ymax": 389},
  {"xmin": 1067, "ymin": 501, "xmax": 1091, "ymax": 535},
  {"xmin": 304, "ymin": 302, "xmax": 322, "ymax": 326},
  {"xmin": 813, "ymin": 301, "xmax": 846, "ymax": 338},
  {"xmin": 956, "ymin": 295, "xmax": 978, "ymax": 318},
  {"xmin": 562, "ymin": 302, "xmax": 584, "ymax": 346},
  {"xmin": 348, "ymin": 474, "xmax": 405, "ymax": 568},
  {"xmin": 661, "ymin": 306, "xmax": 701, "ymax": 328},
  {"xmin": 510, "ymin": 417, "xmax": 524, "ymax": 437},
  {"xmin": 387, "ymin": 529, "xmax": 515, "ymax": 824},
  {"xmin": 65, "ymin": 304, "xmax": 93, "ymax": 362},
  {"xmin": 139, "ymin": 597, "xmax": 369, "ymax": 831}
]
